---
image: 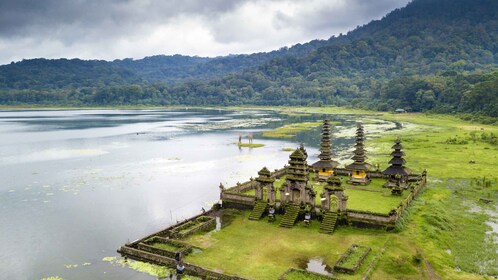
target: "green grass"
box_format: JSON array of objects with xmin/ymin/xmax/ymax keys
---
[
  {"xmin": 175, "ymin": 220, "xmax": 200, "ymax": 234},
  {"xmin": 283, "ymin": 269, "xmax": 333, "ymax": 280},
  {"xmin": 279, "ymin": 112, "xmax": 313, "ymax": 117},
  {"xmin": 191, "ymin": 108, "xmax": 497, "ymax": 279},
  {"xmin": 339, "ymin": 246, "xmax": 370, "ymax": 269},
  {"xmin": 262, "ymin": 121, "xmax": 322, "ymax": 138},
  {"xmin": 345, "ymin": 188, "xmax": 407, "ymax": 214},
  {"xmin": 238, "ymin": 143, "xmax": 265, "ymax": 148},
  {"xmin": 184, "ymin": 210, "xmax": 388, "ymax": 280},
  {"xmin": 150, "ymin": 242, "xmax": 181, "ymax": 252}
]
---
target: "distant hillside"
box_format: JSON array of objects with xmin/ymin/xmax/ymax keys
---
[
  {"xmin": 165, "ymin": 0, "xmax": 498, "ymax": 117},
  {"xmin": 0, "ymin": 0, "xmax": 497, "ymax": 120},
  {"xmin": 0, "ymin": 39, "xmax": 328, "ymax": 90}
]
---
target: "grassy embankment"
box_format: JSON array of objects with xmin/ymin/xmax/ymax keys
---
[
  {"xmin": 184, "ymin": 108, "xmax": 497, "ymax": 280},
  {"xmin": 238, "ymin": 143, "xmax": 265, "ymax": 148}
]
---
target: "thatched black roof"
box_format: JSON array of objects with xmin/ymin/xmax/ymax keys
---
[
  {"xmin": 312, "ymin": 160, "xmax": 340, "ymax": 169},
  {"xmin": 345, "ymin": 162, "xmax": 373, "ymax": 171},
  {"xmin": 382, "ymin": 166, "xmax": 412, "ymax": 176},
  {"xmin": 382, "ymin": 138, "xmax": 411, "ymax": 176}
]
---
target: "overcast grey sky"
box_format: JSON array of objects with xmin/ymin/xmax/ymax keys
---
[{"xmin": 0, "ymin": 0, "xmax": 411, "ymax": 65}]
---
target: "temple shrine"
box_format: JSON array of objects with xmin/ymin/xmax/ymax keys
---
[
  {"xmin": 345, "ymin": 123, "xmax": 373, "ymax": 185},
  {"xmin": 382, "ymin": 138, "xmax": 412, "ymax": 194},
  {"xmin": 311, "ymin": 119, "xmax": 340, "ymax": 180}
]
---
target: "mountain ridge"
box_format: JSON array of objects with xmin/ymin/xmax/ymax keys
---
[{"xmin": 0, "ymin": 0, "xmax": 497, "ymax": 119}]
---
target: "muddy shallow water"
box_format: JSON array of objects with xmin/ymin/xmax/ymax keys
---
[{"xmin": 0, "ymin": 108, "xmax": 400, "ymax": 279}]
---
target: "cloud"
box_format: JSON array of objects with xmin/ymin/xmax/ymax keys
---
[{"xmin": 0, "ymin": 0, "xmax": 410, "ymax": 64}]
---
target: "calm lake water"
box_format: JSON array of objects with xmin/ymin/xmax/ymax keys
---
[{"xmin": 0, "ymin": 109, "xmax": 399, "ymax": 279}]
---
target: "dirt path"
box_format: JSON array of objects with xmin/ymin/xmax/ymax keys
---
[{"xmin": 423, "ymin": 256, "xmax": 442, "ymax": 280}]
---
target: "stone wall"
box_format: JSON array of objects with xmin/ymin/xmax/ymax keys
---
[
  {"xmin": 170, "ymin": 216, "xmax": 216, "ymax": 239},
  {"xmin": 221, "ymin": 192, "xmax": 256, "ymax": 203},
  {"xmin": 333, "ymin": 168, "xmax": 385, "ymax": 179},
  {"xmin": 118, "ymin": 246, "xmax": 247, "ymax": 280},
  {"xmin": 271, "ymin": 167, "xmax": 287, "ymax": 179},
  {"xmin": 347, "ymin": 210, "xmax": 396, "ymax": 227},
  {"xmin": 224, "ymin": 167, "xmax": 287, "ymax": 193},
  {"xmin": 346, "ymin": 172, "xmax": 427, "ymax": 228},
  {"xmin": 333, "ymin": 245, "xmax": 371, "ymax": 274},
  {"xmin": 127, "ymin": 210, "xmax": 215, "ymax": 247}
]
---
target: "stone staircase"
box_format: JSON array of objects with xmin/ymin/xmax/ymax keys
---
[
  {"xmin": 319, "ymin": 211, "xmax": 338, "ymax": 234},
  {"xmin": 279, "ymin": 204, "xmax": 300, "ymax": 228},
  {"xmin": 248, "ymin": 201, "xmax": 268, "ymax": 220}
]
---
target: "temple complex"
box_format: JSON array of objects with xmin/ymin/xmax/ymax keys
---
[
  {"xmin": 118, "ymin": 119, "xmax": 428, "ymax": 279},
  {"xmin": 311, "ymin": 119, "xmax": 340, "ymax": 180}
]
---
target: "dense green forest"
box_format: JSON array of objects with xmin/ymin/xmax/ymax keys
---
[{"xmin": 0, "ymin": 0, "xmax": 497, "ymax": 121}]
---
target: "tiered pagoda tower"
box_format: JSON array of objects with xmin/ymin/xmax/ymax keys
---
[
  {"xmin": 312, "ymin": 119, "xmax": 339, "ymax": 180},
  {"xmin": 299, "ymin": 143, "xmax": 308, "ymax": 160},
  {"xmin": 281, "ymin": 148, "xmax": 315, "ymax": 205},
  {"xmin": 382, "ymin": 138, "xmax": 411, "ymax": 192},
  {"xmin": 346, "ymin": 123, "xmax": 372, "ymax": 185}
]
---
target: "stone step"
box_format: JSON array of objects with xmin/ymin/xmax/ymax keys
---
[
  {"xmin": 320, "ymin": 211, "xmax": 338, "ymax": 234},
  {"xmin": 248, "ymin": 201, "xmax": 268, "ymax": 221},
  {"xmin": 279, "ymin": 205, "xmax": 300, "ymax": 228}
]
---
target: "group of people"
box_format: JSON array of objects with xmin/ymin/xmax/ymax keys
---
[{"xmin": 238, "ymin": 133, "xmax": 254, "ymax": 144}]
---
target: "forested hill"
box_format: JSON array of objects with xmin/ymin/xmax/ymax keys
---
[
  {"xmin": 0, "ymin": 39, "xmax": 328, "ymax": 89},
  {"xmin": 0, "ymin": 0, "xmax": 497, "ymax": 120}
]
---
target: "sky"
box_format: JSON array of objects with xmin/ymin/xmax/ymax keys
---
[{"xmin": 0, "ymin": 0, "xmax": 411, "ymax": 65}]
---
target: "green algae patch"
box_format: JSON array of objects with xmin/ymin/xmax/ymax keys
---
[
  {"xmin": 262, "ymin": 121, "xmax": 322, "ymax": 139},
  {"xmin": 41, "ymin": 277, "xmax": 63, "ymax": 280},
  {"xmin": 238, "ymin": 143, "xmax": 265, "ymax": 148},
  {"xmin": 279, "ymin": 112, "xmax": 313, "ymax": 117},
  {"xmin": 102, "ymin": 256, "xmax": 171, "ymax": 278},
  {"xmin": 282, "ymin": 147, "xmax": 295, "ymax": 152},
  {"xmin": 64, "ymin": 264, "xmax": 78, "ymax": 269}
]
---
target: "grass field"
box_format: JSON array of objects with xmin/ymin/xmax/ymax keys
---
[
  {"xmin": 184, "ymin": 210, "xmax": 388, "ymax": 280},
  {"xmin": 189, "ymin": 108, "xmax": 498, "ymax": 279}
]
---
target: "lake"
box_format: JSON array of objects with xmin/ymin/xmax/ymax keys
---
[{"xmin": 0, "ymin": 109, "xmax": 399, "ymax": 279}]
